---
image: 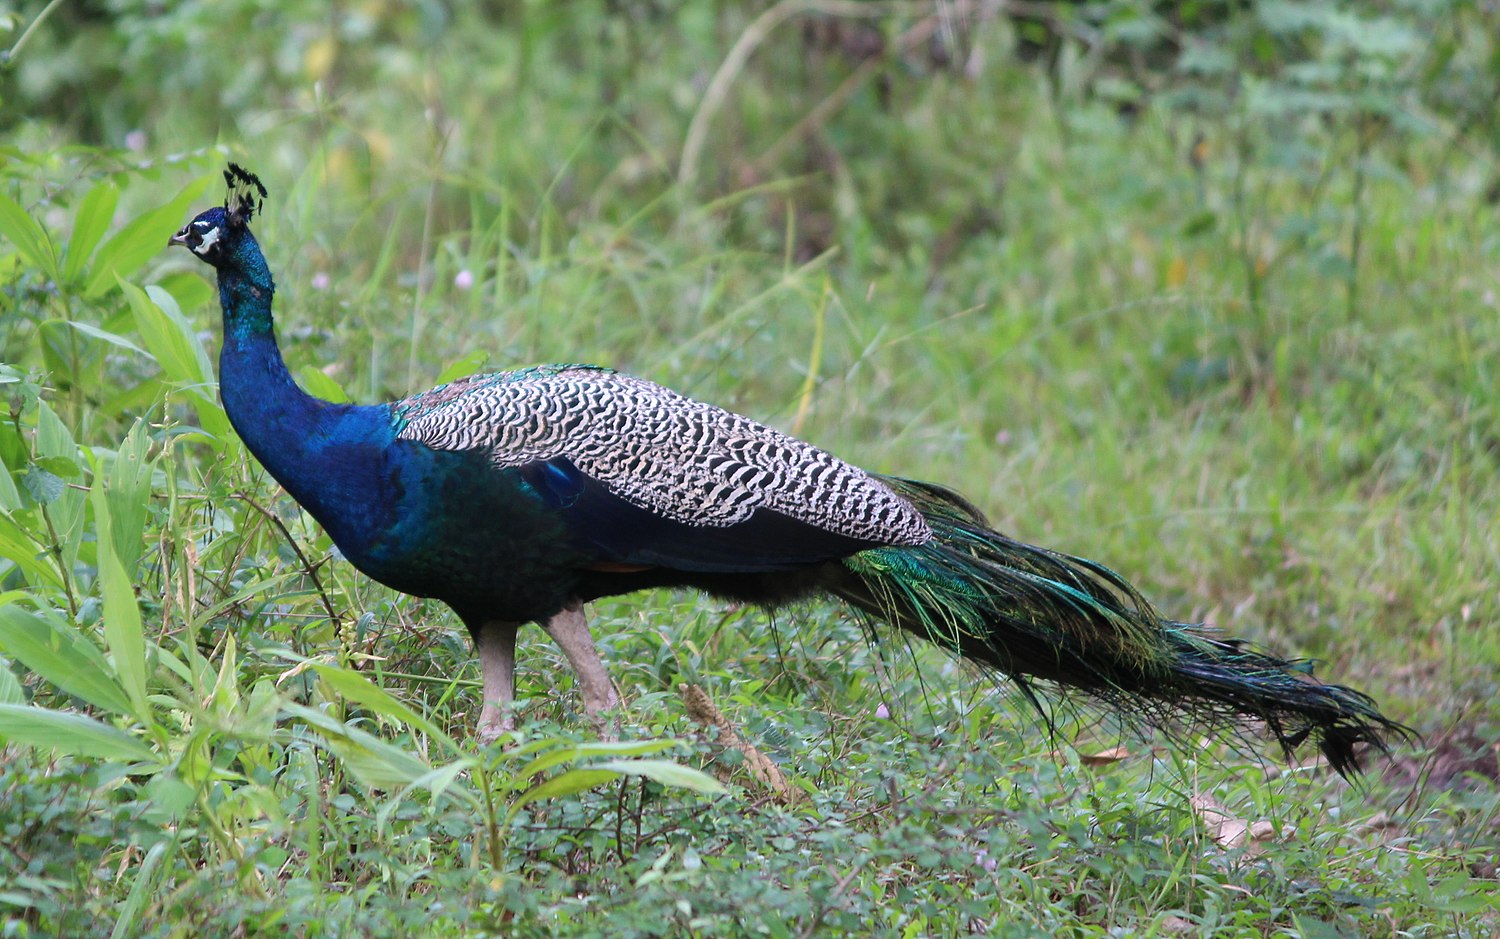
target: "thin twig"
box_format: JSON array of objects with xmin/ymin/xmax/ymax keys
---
[
  {"xmin": 748, "ymin": 12, "xmax": 945, "ymax": 177},
  {"xmin": 680, "ymin": 0, "xmax": 997, "ymax": 187},
  {"xmin": 681, "ymin": 0, "xmax": 1107, "ymax": 188},
  {"xmin": 231, "ymin": 490, "xmax": 343, "ymax": 629},
  {"xmin": 2, "ymin": 0, "xmax": 66, "ymax": 65},
  {"xmin": 680, "ymin": 0, "xmax": 809, "ymax": 187},
  {"xmin": 37, "ymin": 502, "xmax": 78, "ymax": 619},
  {"xmin": 796, "ymin": 861, "xmax": 868, "ymax": 939}
]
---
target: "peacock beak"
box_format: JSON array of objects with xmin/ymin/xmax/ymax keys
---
[{"xmin": 168, "ymin": 226, "xmax": 190, "ymax": 248}]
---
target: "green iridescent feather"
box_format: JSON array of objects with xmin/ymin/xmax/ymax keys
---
[{"xmin": 836, "ymin": 478, "xmax": 1408, "ymax": 777}]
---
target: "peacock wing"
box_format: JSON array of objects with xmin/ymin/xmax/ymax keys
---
[{"xmin": 392, "ymin": 365, "xmax": 931, "ymax": 571}]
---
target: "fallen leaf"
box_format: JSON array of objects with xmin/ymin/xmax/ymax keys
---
[
  {"xmin": 1190, "ymin": 794, "xmax": 1279, "ymax": 852},
  {"xmin": 1080, "ymin": 746, "xmax": 1131, "ymax": 767}
]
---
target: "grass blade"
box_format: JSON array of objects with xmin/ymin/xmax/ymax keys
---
[
  {"xmin": 0, "ymin": 702, "xmax": 155, "ymax": 761},
  {"xmin": 108, "ymin": 839, "xmax": 173, "ymax": 939}
]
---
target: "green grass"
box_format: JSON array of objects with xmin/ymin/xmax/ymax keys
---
[{"xmin": 1, "ymin": 3, "xmax": 1498, "ymax": 936}]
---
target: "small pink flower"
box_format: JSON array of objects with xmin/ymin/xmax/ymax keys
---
[
  {"xmin": 124, "ymin": 130, "xmax": 148, "ymax": 152},
  {"xmin": 311, "ymin": 272, "xmax": 331, "ymax": 290},
  {"xmin": 454, "ymin": 269, "xmax": 474, "ymax": 291},
  {"xmin": 874, "ymin": 703, "xmax": 890, "ymax": 719}
]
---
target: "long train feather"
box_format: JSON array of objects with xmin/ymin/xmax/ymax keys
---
[{"xmin": 833, "ymin": 477, "xmax": 1411, "ymax": 777}]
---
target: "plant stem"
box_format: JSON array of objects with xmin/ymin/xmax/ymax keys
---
[{"xmin": 2, "ymin": 0, "xmax": 65, "ymax": 65}]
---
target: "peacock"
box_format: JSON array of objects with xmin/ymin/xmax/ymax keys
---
[{"xmin": 170, "ymin": 164, "xmax": 1407, "ymax": 776}]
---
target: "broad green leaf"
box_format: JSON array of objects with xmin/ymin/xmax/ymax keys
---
[
  {"xmin": 63, "ymin": 180, "xmax": 119, "ymax": 284},
  {"xmin": 311, "ymin": 663, "xmax": 455, "ymax": 747},
  {"xmin": 507, "ymin": 755, "xmax": 724, "ymax": 818},
  {"xmin": 297, "ymin": 365, "xmax": 352, "ymax": 404},
  {"xmin": 590, "ymin": 758, "xmax": 728, "ymax": 795},
  {"xmin": 144, "ymin": 776, "xmax": 196, "ymax": 820},
  {"xmin": 0, "ymin": 703, "xmax": 155, "ymax": 762},
  {"xmin": 90, "ymin": 465, "xmax": 149, "ymax": 721},
  {"xmin": 20, "ymin": 467, "xmax": 63, "ymax": 504},
  {"xmin": 208, "ymin": 632, "xmax": 239, "ymax": 716},
  {"xmin": 509, "ymin": 768, "xmax": 620, "ymax": 816},
  {"xmin": 0, "ymin": 456, "xmax": 20, "ymax": 510},
  {"xmin": 152, "ymin": 645, "xmax": 196, "ymax": 688},
  {"xmin": 0, "ymin": 605, "xmax": 135, "ymax": 717},
  {"xmin": 0, "ymin": 190, "xmax": 59, "ymax": 280},
  {"xmin": 33, "ymin": 456, "xmax": 80, "ymax": 478},
  {"xmin": 322, "ymin": 730, "xmax": 434, "ymax": 793},
  {"xmin": 435, "ymin": 350, "xmax": 490, "ymax": 384},
  {"xmin": 85, "ymin": 175, "xmax": 212, "ymax": 298},
  {"xmin": 407, "ymin": 760, "xmax": 477, "ymax": 804},
  {"xmin": 146, "ymin": 286, "xmax": 215, "ymax": 383},
  {"xmin": 155, "ymin": 270, "xmax": 215, "ymax": 314},
  {"xmin": 98, "ymin": 375, "xmax": 171, "ymax": 422},
  {"xmin": 121, "ymin": 279, "xmax": 206, "ymax": 385},
  {"xmin": 223, "ymin": 677, "xmax": 280, "ymax": 741},
  {"xmin": 377, "ymin": 760, "xmax": 482, "ymax": 822}
]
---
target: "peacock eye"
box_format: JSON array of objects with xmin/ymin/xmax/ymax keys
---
[{"xmin": 192, "ymin": 224, "xmax": 224, "ymax": 255}]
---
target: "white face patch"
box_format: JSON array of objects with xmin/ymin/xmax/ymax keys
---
[{"xmin": 193, "ymin": 225, "xmax": 223, "ymax": 255}]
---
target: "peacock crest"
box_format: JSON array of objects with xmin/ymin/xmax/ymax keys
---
[{"xmin": 223, "ymin": 162, "xmax": 268, "ymax": 228}]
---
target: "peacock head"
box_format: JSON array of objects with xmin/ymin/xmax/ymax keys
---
[{"xmin": 169, "ymin": 163, "xmax": 268, "ymax": 269}]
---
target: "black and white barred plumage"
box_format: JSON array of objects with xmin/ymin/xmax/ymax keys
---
[{"xmin": 393, "ymin": 365, "xmax": 933, "ymax": 546}]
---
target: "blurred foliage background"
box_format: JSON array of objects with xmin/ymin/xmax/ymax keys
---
[{"xmin": 1, "ymin": 1, "xmax": 1498, "ymax": 935}]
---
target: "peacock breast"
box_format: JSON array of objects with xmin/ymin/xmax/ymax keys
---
[{"xmin": 348, "ymin": 440, "xmax": 585, "ymax": 622}]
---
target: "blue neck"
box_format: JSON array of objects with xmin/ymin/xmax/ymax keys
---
[
  {"xmin": 217, "ymin": 231, "xmax": 277, "ymax": 342},
  {"xmin": 215, "ymin": 240, "xmax": 318, "ymax": 474},
  {"xmin": 214, "ymin": 234, "xmax": 396, "ymax": 553}
]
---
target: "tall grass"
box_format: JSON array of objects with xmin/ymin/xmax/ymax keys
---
[{"xmin": 0, "ymin": 2, "xmax": 1496, "ymax": 935}]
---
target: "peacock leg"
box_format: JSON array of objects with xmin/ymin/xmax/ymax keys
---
[
  {"xmin": 543, "ymin": 600, "xmax": 620, "ymax": 729},
  {"xmin": 475, "ymin": 620, "xmax": 520, "ymax": 744}
]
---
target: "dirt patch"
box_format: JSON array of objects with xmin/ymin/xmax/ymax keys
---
[{"xmin": 1382, "ymin": 720, "xmax": 1499, "ymax": 792}]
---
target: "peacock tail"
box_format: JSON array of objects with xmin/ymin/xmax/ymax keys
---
[{"xmin": 834, "ymin": 478, "xmax": 1407, "ymax": 777}]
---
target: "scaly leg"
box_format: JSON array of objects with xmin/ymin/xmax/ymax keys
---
[
  {"xmin": 475, "ymin": 620, "xmax": 519, "ymax": 744},
  {"xmin": 543, "ymin": 600, "xmax": 620, "ymax": 727}
]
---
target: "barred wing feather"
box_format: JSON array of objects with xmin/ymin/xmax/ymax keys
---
[{"xmin": 393, "ymin": 366, "xmax": 932, "ymax": 549}]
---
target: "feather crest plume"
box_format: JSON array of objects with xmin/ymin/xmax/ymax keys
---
[{"xmin": 223, "ymin": 162, "xmax": 268, "ymax": 228}]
